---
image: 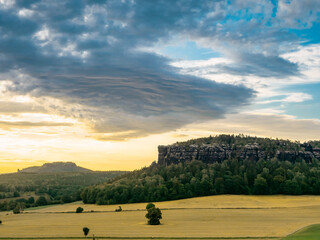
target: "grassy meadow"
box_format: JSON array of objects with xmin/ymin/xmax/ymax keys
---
[
  {"xmin": 283, "ymin": 224, "xmax": 320, "ymax": 239},
  {"xmin": 1, "ymin": 195, "xmax": 320, "ymax": 239}
]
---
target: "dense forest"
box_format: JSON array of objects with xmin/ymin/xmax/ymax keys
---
[
  {"xmin": 0, "ymin": 171, "xmax": 126, "ymax": 211},
  {"xmin": 81, "ymin": 135, "xmax": 320, "ymax": 205},
  {"xmin": 81, "ymin": 158, "xmax": 320, "ymax": 205}
]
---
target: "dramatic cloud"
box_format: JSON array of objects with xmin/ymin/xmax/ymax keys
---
[
  {"xmin": 0, "ymin": 0, "xmax": 253, "ymax": 140},
  {"xmin": 0, "ymin": 0, "xmax": 317, "ymax": 140}
]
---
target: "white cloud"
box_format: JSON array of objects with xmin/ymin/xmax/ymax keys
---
[
  {"xmin": 18, "ymin": 8, "xmax": 34, "ymax": 18},
  {"xmin": 258, "ymin": 92, "xmax": 312, "ymax": 104},
  {"xmin": 171, "ymin": 44, "xmax": 320, "ymax": 110},
  {"xmin": 277, "ymin": 0, "xmax": 320, "ymax": 28},
  {"xmin": 0, "ymin": 0, "xmax": 14, "ymax": 9},
  {"xmin": 33, "ymin": 25, "xmax": 50, "ymax": 41}
]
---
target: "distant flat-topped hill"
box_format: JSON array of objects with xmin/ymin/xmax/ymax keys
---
[{"xmin": 19, "ymin": 162, "xmax": 92, "ymax": 173}]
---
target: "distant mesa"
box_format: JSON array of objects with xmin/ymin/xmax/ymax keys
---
[{"xmin": 18, "ymin": 162, "xmax": 92, "ymax": 173}]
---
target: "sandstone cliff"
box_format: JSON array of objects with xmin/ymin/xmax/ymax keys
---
[{"xmin": 158, "ymin": 142, "xmax": 320, "ymax": 165}]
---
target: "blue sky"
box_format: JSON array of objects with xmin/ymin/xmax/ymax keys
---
[
  {"xmin": 0, "ymin": 0, "xmax": 319, "ymax": 171},
  {"xmin": 162, "ymin": 41, "xmax": 220, "ymax": 60}
]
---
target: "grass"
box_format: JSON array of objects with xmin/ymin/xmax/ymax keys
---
[
  {"xmin": 282, "ymin": 224, "xmax": 320, "ymax": 240},
  {"xmin": 1, "ymin": 195, "xmax": 320, "ymax": 239}
]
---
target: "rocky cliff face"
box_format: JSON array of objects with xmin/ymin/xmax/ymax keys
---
[{"xmin": 158, "ymin": 143, "xmax": 320, "ymax": 165}]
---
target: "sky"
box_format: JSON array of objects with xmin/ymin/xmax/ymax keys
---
[{"xmin": 0, "ymin": 0, "xmax": 320, "ymax": 173}]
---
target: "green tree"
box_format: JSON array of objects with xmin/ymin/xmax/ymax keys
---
[
  {"xmin": 36, "ymin": 196, "xmax": 48, "ymax": 206},
  {"xmin": 76, "ymin": 207, "xmax": 84, "ymax": 213},
  {"xmin": 146, "ymin": 202, "xmax": 155, "ymax": 210},
  {"xmin": 28, "ymin": 197, "xmax": 35, "ymax": 204},
  {"xmin": 145, "ymin": 205, "xmax": 162, "ymax": 225},
  {"xmin": 13, "ymin": 202, "xmax": 25, "ymax": 214},
  {"xmin": 13, "ymin": 206, "xmax": 20, "ymax": 214},
  {"xmin": 83, "ymin": 227, "xmax": 90, "ymax": 237},
  {"xmin": 254, "ymin": 176, "xmax": 268, "ymax": 194}
]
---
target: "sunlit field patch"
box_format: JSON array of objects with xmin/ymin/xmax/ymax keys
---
[{"xmin": 1, "ymin": 195, "xmax": 320, "ymax": 239}]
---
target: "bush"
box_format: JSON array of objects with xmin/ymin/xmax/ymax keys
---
[
  {"xmin": 115, "ymin": 206, "xmax": 122, "ymax": 212},
  {"xmin": 0, "ymin": 220, "xmax": 2, "ymax": 224},
  {"xmin": 146, "ymin": 203, "xmax": 155, "ymax": 210},
  {"xmin": 13, "ymin": 207, "xmax": 20, "ymax": 214},
  {"xmin": 36, "ymin": 196, "xmax": 48, "ymax": 206},
  {"xmin": 145, "ymin": 204, "xmax": 162, "ymax": 225},
  {"xmin": 83, "ymin": 227, "xmax": 90, "ymax": 237},
  {"xmin": 76, "ymin": 207, "xmax": 84, "ymax": 213}
]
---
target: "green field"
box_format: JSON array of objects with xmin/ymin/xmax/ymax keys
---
[
  {"xmin": 282, "ymin": 224, "xmax": 320, "ymax": 240},
  {"xmin": 1, "ymin": 195, "xmax": 320, "ymax": 240}
]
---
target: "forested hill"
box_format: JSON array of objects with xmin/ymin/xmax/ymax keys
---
[{"xmin": 81, "ymin": 135, "xmax": 320, "ymax": 205}]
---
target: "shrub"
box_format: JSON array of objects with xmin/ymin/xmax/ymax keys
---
[
  {"xmin": 83, "ymin": 227, "xmax": 90, "ymax": 237},
  {"xmin": 115, "ymin": 206, "xmax": 122, "ymax": 212},
  {"xmin": 13, "ymin": 207, "xmax": 20, "ymax": 214},
  {"xmin": 0, "ymin": 220, "xmax": 2, "ymax": 224},
  {"xmin": 146, "ymin": 202, "xmax": 155, "ymax": 210},
  {"xmin": 76, "ymin": 207, "xmax": 84, "ymax": 213}
]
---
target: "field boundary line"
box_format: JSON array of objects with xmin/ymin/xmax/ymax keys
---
[
  {"xmin": 0, "ymin": 236, "xmax": 281, "ymax": 239},
  {"xmin": 22, "ymin": 206, "xmax": 307, "ymax": 214}
]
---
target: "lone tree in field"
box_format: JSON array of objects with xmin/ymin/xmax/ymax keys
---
[
  {"xmin": 145, "ymin": 204, "xmax": 162, "ymax": 225},
  {"xmin": 83, "ymin": 227, "xmax": 90, "ymax": 237},
  {"xmin": 76, "ymin": 207, "xmax": 84, "ymax": 213}
]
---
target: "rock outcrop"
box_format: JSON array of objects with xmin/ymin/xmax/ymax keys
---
[{"xmin": 158, "ymin": 143, "xmax": 320, "ymax": 166}]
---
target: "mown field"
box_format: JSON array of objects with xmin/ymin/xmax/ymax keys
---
[{"xmin": 1, "ymin": 195, "xmax": 320, "ymax": 239}]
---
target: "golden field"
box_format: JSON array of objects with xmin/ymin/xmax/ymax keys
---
[{"xmin": 1, "ymin": 195, "xmax": 320, "ymax": 239}]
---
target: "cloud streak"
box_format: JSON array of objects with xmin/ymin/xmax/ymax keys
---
[{"xmin": 0, "ymin": 120, "xmax": 72, "ymax": 130}]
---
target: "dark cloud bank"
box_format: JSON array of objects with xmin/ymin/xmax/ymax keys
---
[{"xmin": 0, "ymin": 0, "xmax": 310, "ymax": 140}]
